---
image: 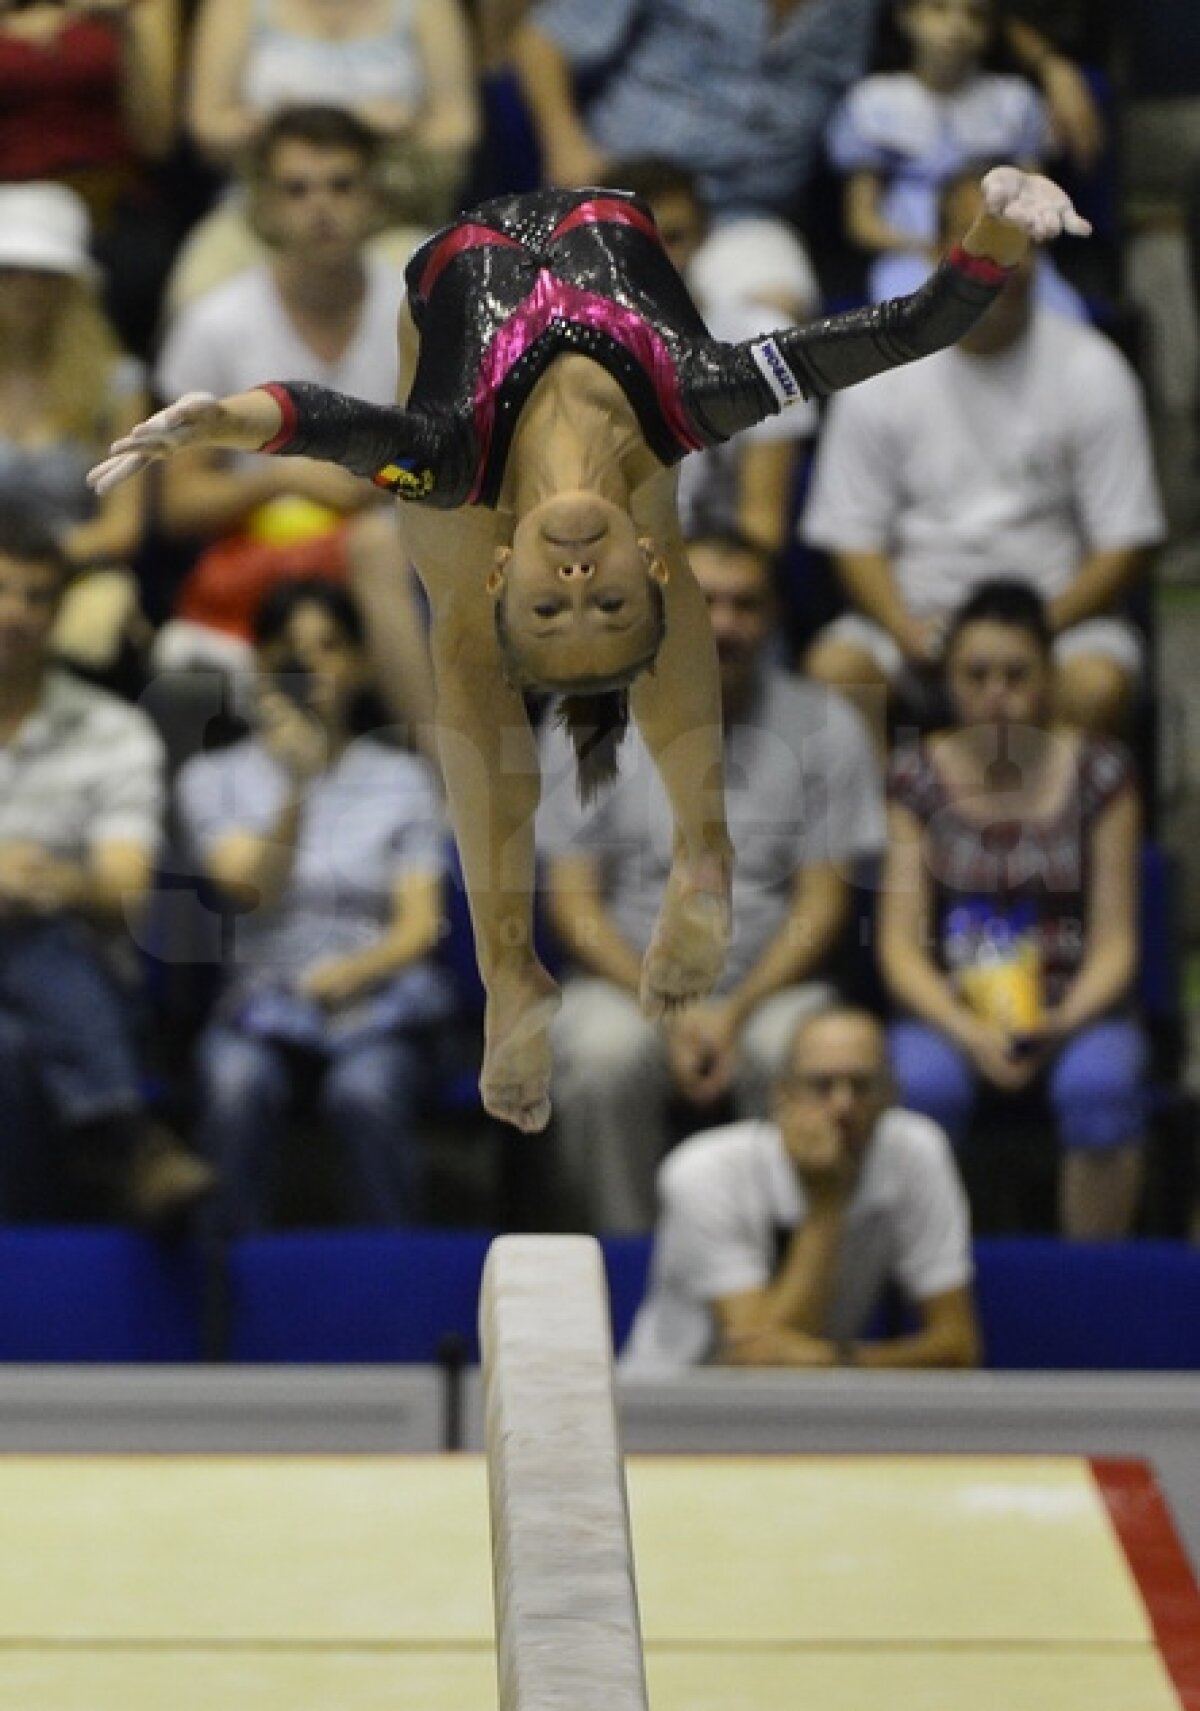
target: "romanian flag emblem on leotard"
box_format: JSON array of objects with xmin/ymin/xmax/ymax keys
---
[{"xmin": 373, "ymin": 462, "xmax": 435, "ymax": 498}]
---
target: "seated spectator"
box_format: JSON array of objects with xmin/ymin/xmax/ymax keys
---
[
  {"xmin": 623, "ymin": 1006, "xmax": 980, "ymax": 1371},
  {"xmin": 511, "ymin": 0, "xmax": 874, "ymax": 216},
  {"xmin": 802, "ymin": 169, "xmax": 1164, "ymax": 749},
  {"xmin": 825, "ymin": 0, "xmax": 1086, "ymax": 319},
  {"xmin": 0, "ymin": 501, "xmax": 214, "ymax": 1227},
  {"xmin": 175, "ymin": 577, "xmax": 450, "ymax": 1236},
  {"xmin": 509, "ymin": 0, "xmax": 1101, "ymax": 290},
  {"xmin": 537, "ymin": 530, "xmax": 883, "ymax": 1233},
  {"xmin": 153, "ymin": 105, "xmax": 435, "ymax": 746},
  {"xmin": 609, "ymin": 157, "xmax": 819, "ymax": 556},
  {"xmin": 878, "ymin": 580, "xmax": 1146, "ymax": 1239},
  {"xmin": 0, "ymin": 182, "xmax": 152, "ymax": 691},
  {"xmin": 0, "ymin": 0, "xmax": 183, "ymax": 357},
  {"xmin": 170, "ymin": 0, "xmax": 479, "ymax": 309}
]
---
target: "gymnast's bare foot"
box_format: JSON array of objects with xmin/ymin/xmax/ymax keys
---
[
  {"xmin": 639, "ymin": 851, "xmax": 731, "ymax": 1019},
  {"xmin": 482, "ymin": 965, "xmax": 561, "ymax": 1133}
]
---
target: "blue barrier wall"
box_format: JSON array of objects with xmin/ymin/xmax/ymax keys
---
[
  {"xmin": 0, "ymin": 1230, "xmax": 205, "ymax": 1362},
  {"xmin": 2, "ymin": 1229, "xmax": 1200, "ymax": 1370}
]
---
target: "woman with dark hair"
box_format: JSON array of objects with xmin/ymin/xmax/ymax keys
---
[
  {"xmin": 92, "ymin": 165, "xmax": 1088, "ymax": 1132},
  {"xmin": 175, "ymin": 575, "xmax": 449, "ymax": 1234},
  {"xmin": 879, "ymin": 578, "xmax": 1145, "ymax": 1237}
]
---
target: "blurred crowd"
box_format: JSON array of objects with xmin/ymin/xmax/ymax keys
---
[{"xmin": 0, "ymin": 0, "xmax": 1196, "ymax": 1370}]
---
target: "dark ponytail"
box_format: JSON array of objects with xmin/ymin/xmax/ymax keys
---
[{"xmin": 556, "ymin": 691, "xmax": 631, "ymax": 805}]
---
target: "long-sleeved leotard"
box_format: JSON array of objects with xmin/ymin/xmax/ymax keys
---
[{"xmin": 258, "ymin": 186, "xmax": 1012, "ymax": 508}]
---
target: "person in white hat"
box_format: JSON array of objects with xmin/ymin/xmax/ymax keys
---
[
  {"xmin": 0, "ymin": 182, "xmax": 150, "ymax": 684},
  {"xmin": 0, "ymin": 181, "xmax": 100, "ymax": 278}
]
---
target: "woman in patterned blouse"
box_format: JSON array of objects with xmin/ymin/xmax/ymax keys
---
[{"xmin": 879, "ymin": 578, "xmax": 1145, "ymax": 1238}]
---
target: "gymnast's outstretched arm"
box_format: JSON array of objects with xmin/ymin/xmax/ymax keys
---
[
  {"xmin": 679, "ymin": 167, "xmax": 1092, "ymax": 445},
  {"xmin": 87, "ymin": 382, "xmax": 456, "ymax": 497}
]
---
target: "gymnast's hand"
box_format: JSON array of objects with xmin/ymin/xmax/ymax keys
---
[
  {"xmin": 86, "ymin": 389, "xmax": 282, "ymax": 495},
  {"xmin": 980, "ymin": 167, "xmax": 1092, "ymax": 243}
]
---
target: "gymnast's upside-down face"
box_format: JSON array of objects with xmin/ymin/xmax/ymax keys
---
[{"xmin": 490, "ymin": 494, "xmax": 668, "ymax": 690}]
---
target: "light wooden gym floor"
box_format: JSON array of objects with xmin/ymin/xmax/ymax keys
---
[{"xmin": 1, "ymin": 1454, "xmax": 1195, "ymax": 1710}]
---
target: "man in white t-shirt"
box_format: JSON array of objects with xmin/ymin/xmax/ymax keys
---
[
  {"xmin": 802, "ymin": 173, "xmax": 1165, "ymax": 749},
  {"xmin": 151, "ymin": 106, "xmax": 429, "ymax": 718},
  {"xmin": 622, "ymin": 1007, "xmax": 979, "ymax": 1371},
  {"xmin": 0, "ymin": 505, "xmax": 215, "ymax": 1228}
]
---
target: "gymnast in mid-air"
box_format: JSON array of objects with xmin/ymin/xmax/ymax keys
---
[{"xmin": 89, "ymin": 164, "xmax": 1089, "ymax": 1135}]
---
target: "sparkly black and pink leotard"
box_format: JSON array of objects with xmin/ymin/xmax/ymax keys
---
[{"xmin": 259, "ymin": 186, "xmax": 1011, "ymax": 509}]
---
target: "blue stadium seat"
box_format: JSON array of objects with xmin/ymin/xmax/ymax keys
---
[
  {"xmin": 973, "ymin": 1237, "xmax": 1200, "ymax": 1370},
  {"xmin": 226, "ymin": 1231, "xmax": 493, "ymax": 1362},
  {"xmin": 0, "ymin": 1228, "xmax": 204, "ymax": 1361},
  {"xmin": 224, "ymin": 1232, "xmax": 654, "ymax": 1363},
  {"xmin": 602, "ymin": 1235, "xmax": 654, "ymax": 1352}
]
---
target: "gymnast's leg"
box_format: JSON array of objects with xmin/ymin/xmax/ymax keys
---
[
  {"xmin": 397, "ymin": 479, "xmax": 559, "ymax": 1134},
  {"xmin": 426, "ymin": 589, "xmax": 559, "ymax": 1134},
  {"xmin": 629, "ymin": 531, "xmax": 733, "ymax": 1016}
]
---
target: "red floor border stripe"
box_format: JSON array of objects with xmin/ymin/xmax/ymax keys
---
[{"xmin": 1090, "ymin": 1458, "xmax": 1200, "ymax": 1709}]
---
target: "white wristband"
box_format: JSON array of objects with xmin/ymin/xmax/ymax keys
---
[{"xmin": 750, "ymin": 336, "xmax": 805, "ymax": 410}]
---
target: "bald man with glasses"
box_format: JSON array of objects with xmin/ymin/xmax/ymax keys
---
[{"xmin": 622, "ymin": 1007, "xmax": 980, "ymax": 1372}]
